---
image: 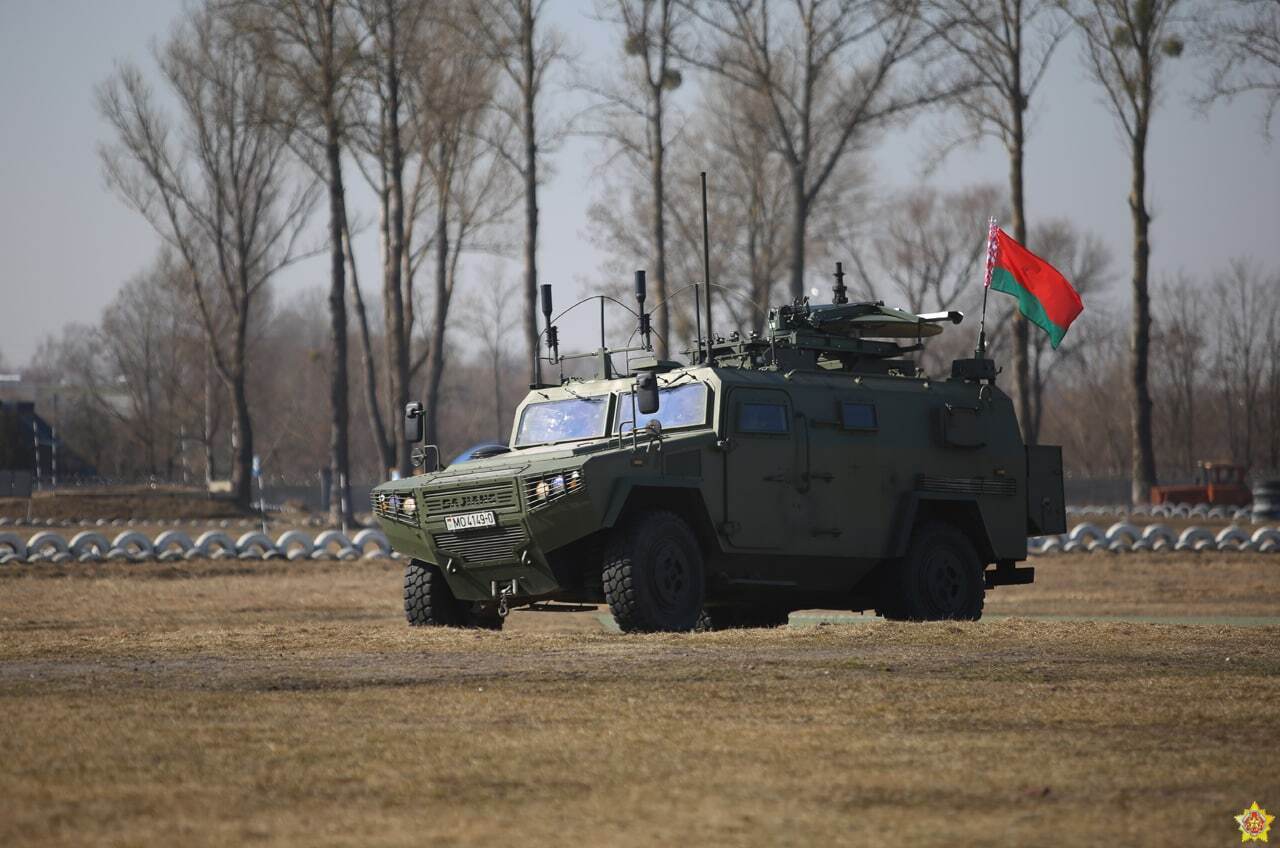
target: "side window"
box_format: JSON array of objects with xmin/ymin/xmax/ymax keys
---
[
  {"xmin": 840, "ymin": 401, "xmax": 878, "ymax": 431},
  {"xmin": 738, "ymin": 402, "xmax": 789, "ymax": 434}
]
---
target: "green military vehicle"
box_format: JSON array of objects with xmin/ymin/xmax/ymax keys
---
[{"xmin": 372, "ymin": 267, "xmax": 1065, "ymax": 632}]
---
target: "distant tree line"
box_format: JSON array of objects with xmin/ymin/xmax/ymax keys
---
[{"xmin": 12, "ymin": 0, "xmax": 1279, "ymax": 513}]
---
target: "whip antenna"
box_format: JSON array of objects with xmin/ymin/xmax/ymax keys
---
[{"xmin": 701, "ymin": 172, "xmax": 714, "ymax": 365}]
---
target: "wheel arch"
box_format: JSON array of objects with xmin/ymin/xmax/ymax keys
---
[
  {"xmin": 603, "ymin": 482, "xmax": 719, "ymax": 557},
  {"xmin": 890, "ymin": 493, "xmax": 996, "ymax": 564}
]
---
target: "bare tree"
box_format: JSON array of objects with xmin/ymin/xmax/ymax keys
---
[
  {"xmin": 680, "ymin": 0, "xmax": 957, "ymax": 300},
  {"xmin": 462, "ymin": 0, "xmax": 568, "ymax": 382},
  {"xmin": 1152, "ymin": 272, "xmax": 1205, "ymax": 476},
  {"xmin": 348, "ymin": 0, "xmax": 434, "ymax": 477},
  {"xmin": 237, "ymin": 0, "xmax": 363, "ymax": 523},
  {"xmin": 844, "ymin": 184, "xmax": 1001, "ymax": 373},
  {"xmin": 925, "ymin": 0, "xmax": 1066, "ymax": 441},
  {"xmin": 412, "ymin": 34, "xmax": 519, "ymax": 450},
  {"xmin": 850, "ymin": 184, "xmax": 1000, "ymax": 313},
  {"xmin": 1197, "ymin": 0, "xmax": 1280, "ymax": 137},
  {"xmin": 587, "ymin": 0, "xmax": 690, "ymax": 352},
  {"xmin": 1209, "ymin": 260, "xmax": 1271, "ymax": 468},
  {"xmin": 1065, "ymin": 0, "xmax": 1184, "ymax": 504},
  {"xmin": 466, "ymin": 263, "xmax": 519, "ymax": 441},
  {"xmin": 98, "ymin": 3, "xmax": 317, "ymax": 507}
]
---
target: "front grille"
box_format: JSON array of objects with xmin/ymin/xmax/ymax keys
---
[
  {"xmin": 433, "ymin": 524, "xmax": 528, "ymax": 563},
  {"xmin": 917, "ymin": 475, "xmax": 1016, "ymax": 497},
  {"xmin": 372, "ymin": 491, "xmax": 418, "ymax": 526},
  {"xmin": 423, "ymin": 482, "xmax": 519, "ymax": 515}
]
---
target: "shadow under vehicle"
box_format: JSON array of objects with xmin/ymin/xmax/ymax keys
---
[{"xmin": 373, "ymin": 261, "xmax": 1065, "ymax": 632}]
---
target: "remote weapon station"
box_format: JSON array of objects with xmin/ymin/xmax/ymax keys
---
[{"xmin": 374, "ymin": 176, "xmax": 1066, "ymax": 632}]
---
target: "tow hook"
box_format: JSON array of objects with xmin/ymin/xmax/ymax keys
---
[{"xmin": 492, "ymin": 579, "xmax": 518, "ymax": 618}]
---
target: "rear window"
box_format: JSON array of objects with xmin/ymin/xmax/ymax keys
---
[{"xmin": 738, "ymin": 402, "xmax": 788, "ymax": 434}]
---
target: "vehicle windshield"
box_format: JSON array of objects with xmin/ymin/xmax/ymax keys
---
[
  {"xmin": 617, "ymin": 382, "xmax": 709, "ymax": 433},
  {"xmin": 514, "ymin": 395, "xmax": 611, "ymax": 447}
]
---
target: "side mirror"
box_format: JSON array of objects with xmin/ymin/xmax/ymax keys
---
[
  {"xmin": 404, "ymin": 401, "xmax": 424, "ymax": 443},
  {"xmin": 636, "ymin": 372, "xmax": 660, "ymax": 415}
]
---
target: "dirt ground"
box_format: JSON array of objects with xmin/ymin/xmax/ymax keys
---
[{"xmin": 1, "ymin": 554, "xmax": 1277, "ymax": 847}]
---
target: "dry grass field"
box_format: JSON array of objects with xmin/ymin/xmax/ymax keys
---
[{"xmin": 2, "ymin": 553, "xmax": 1277, "ymax": 847}]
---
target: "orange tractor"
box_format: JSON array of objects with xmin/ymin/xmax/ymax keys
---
[{"xmin": 1150, "ymin": 462, "xmax": 1253, "ymax": 506}]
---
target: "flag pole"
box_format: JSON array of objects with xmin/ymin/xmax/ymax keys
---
[{"xmin": 977, "ymin": 217, "xmax": 997, "ymax": 359}]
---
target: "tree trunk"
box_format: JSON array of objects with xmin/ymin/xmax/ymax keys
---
[
  {"xmin": 229, "ymin": 300, "xmax": 253, "ymax": 510},
  {"xmin": 229, "ymin": 370, "xmax": 254, "ymax": 510},
  {"xmin": 326, "ymin": 118, "xmax": 351, "ymax": 526},
  {"xmin": 1129, "ymin": 119, "xmax": 1157, "ymax": 504},
  {"xmin": 382, "ymin": 25, "xmax": 412, "ymax": 479},
  {"xmin": 346, "ymin": 220, "xmax": 393, "ymax": 474},
  {"xmin": 425, "ymin": 191, "xmax": 450, "ymax": 447},
  {"xmin": 203, "ymin": 345, "xmax": 216, "ymax": 484},
  {"xmin": 788, "ymin": 166, "xmax": 807, "ymax": 301},
  {"xmin": 493, "ymin": 349, "xmax": 503, "ymax": 442},
  {"xmin": 522, "ymin": 1, "xmax": 540, "ymax": 383},
  {"xmin": 1008, "ymin": 112, "xmax": 1033, "ymax": 444}
]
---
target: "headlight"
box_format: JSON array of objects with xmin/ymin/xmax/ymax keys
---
[{"xmin": 527, "ymin": 470, "xmax": 585, "ymax": 509}]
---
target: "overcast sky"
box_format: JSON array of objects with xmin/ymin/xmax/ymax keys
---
[{"xmin": 1, "ymin": 1, "xmax": 1277, "ymax": 366}]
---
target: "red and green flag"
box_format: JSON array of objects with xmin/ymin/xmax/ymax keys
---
[{"xmin": 984, "ymin": 219, "xmax": 1084, "ymax": 349}]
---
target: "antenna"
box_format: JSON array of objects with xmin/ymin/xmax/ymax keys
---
[
  {"xmin": 832, "ymin": 261, "xmax": 848, "ymax": 305},
  {"xmin": 541, "ymin": 283, "xmax": 559, "ymax": 369},
  {"xmin": 701, "ymin": 171, "xmax": 714, "ymax": 365},
  {"xmin": 634, "ymin": 270, "xmax": 652, "ymax": 351}
]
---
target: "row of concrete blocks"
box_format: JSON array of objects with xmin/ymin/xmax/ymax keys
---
[
  {"xmin": 0, "ymin": 516, "xmax": 342, "ymax": 529},
  {"xmin": 1067, "ymin": 504, "xmax": 1255, "ymax": 521},
  {"xmin": 0, "ymin": 529, "xmax": 396, "ymax": 565},
  {"xmin": 1030, "ymin": 523, "xmax": 1280, "ymax": 555}
]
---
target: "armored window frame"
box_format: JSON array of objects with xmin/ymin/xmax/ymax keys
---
[
  {"xmin": 839, "ymin": 401, "xmax": 878, "ymax": 431},
  {"xmin": 736, "ymin": 401, "xmax": 789, "ymax": 435}
]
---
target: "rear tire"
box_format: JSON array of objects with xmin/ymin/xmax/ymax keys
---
[
  {"xmin": 603, "ymin": 510, "xmax": 705, "ymax": 633},
  {"xmin": 883, "ymin": 522, "xmax": 984, "ymax": 621},
  {"xmin": 404, "ymin": 560, "xmax": 504, "ymax": 630}
]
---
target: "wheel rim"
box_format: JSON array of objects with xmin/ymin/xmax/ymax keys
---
[
  {"xmin": 923, "ymin": 545, "xmax": 967, "ymax": 614},
  {"xmin": 650, "ymin": 539, "xmax": 691, "ymax": 612}
]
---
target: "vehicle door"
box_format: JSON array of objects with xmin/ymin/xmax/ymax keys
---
[
  {"xmin": 793, "ymin": 397, "xmax": 885, "ymax": 558},
  {"xmin": 723, "ymin": 388, "xmax": 799, "ymax": 549}
]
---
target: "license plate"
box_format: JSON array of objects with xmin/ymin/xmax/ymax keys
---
[{"xmin": 444, "ymin": 510, "xmax": 497, "ymax": 532}]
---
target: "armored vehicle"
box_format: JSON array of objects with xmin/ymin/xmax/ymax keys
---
[{"xmin": 372, "ymin": 266, "xmax": 1066, "ymax": 632}]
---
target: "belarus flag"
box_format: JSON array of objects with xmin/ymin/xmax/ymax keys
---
[{"xmin": 985, "ymin": 222, "xmax": 1084, "ymax": 349}]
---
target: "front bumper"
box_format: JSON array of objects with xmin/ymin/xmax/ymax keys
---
[{"xmin": 373, "ymin": 474, "xmax": 598, "ymax": 603}]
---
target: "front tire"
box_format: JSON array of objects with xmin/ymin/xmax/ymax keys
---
[
  {"xmin": 884, "ymin": 522, "xmax": 985, "ymax": 621},
  {"xmin": 603, "ymin": 510, "xmax": 705, "ymax": 633},
  {"xmin": 404, "ymin": 560, "xmax": 503, "ymax": 629}
]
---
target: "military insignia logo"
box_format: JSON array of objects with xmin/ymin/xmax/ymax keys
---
[{"xmin": 1236, "ymin": 802, "xmax": 1275, "ymax": 843}]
